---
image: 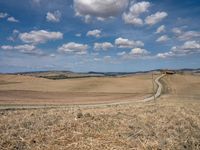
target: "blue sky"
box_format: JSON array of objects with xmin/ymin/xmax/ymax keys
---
[{"xmin": 0, "ymin": 0, "xmax": 200, "ymax": 73}]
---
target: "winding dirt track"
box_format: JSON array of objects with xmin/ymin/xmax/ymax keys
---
[
  {"xmin": 142, "ymin": 74, "xmax": 165, "ymax": 102},
  {"xmin": 0, "ymin": 74, "xmax": 165, "ymax": 110}
]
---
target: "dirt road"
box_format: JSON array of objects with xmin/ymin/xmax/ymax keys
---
[{"xmin": 142, "ymin": 74, "xmax": 165, "ymax": 102}]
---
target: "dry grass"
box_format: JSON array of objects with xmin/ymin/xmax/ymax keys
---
[
  {"xmin": 0, "ymin": 74, "xmax": 200, "ymax": 149},
  {"xmin": 0, "ymin": 100, "xmax": 200, "ymax": 150},
  {"xmin": 0, "ymin": 74, "xmax": 153, "ymax": 93},
  {"xmin": 0, "ymin": 74, "xmax": 154, "ymax": 104},
  {"xmin": 161, "ymin": 74, "xmax": 200, "ymax": 101}
]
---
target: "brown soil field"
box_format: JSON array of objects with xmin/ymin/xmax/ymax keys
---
[{"xmin": 0, "ymin": 74, "xmax": 155, "ymax": 104}]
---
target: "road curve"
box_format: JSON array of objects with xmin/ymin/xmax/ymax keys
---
[
  {"xmin": 0, "ymin": 74, "xmax": 166, "ymax": 110},
  {"xmin": 142, "ymin": 74, "xmax": 166, "ymax": 102}
]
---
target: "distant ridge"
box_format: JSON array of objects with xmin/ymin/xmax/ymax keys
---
[{"xmin": 1, "ymin": 68, "xmax": 200, "ymax": 76}]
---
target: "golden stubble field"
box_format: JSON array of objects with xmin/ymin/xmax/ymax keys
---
[
  {"xmin": 0, "ymin": 73, "xmax": 200, "ymax": 149},
  {"xmin": 0, "ymin": 74, "xmax": 155, "ymax": 104}
]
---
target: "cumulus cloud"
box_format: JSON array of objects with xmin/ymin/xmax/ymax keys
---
[
  {"xmin": 172, "ymin": 40, "xmax": 200, "ymax": 54},
  {"xmin": 118, "ymin": 48, "xmax": 150, "ymax": 59},
  {"xmin": 156, "ymin": 35, "xmax": 169, "ymax": 42},
  {"xmin": 0, "ymin": 44, "xmax": 44, "ymax": 55},
  {"xmin": 157, "ymin": 40, "xmax": 200, "ymax": 58},
  {"xmin": 178, "ymin": 31, "xmax": 200, "ymax": 41},
  {"xmin": 156, "ymin": 52, "xmax": 174, "ymax": 58},
  {"xmin": 172, "ymin": 28, "xmax": 200, "ymax": 41},
  {"xmin": 115, "ymin": 37, "xmax": 144, "ymax": 48},
  {"xmin": 0, "ymin": 12, "xmax": 8, "ymax": 19},
  {"xmin": 117, "ymin": 51, "xmax": 126, "ymax": 56},
  {"xmin": 1, "ymin": 44, "xmax": 35, "ymax": 51},
  {"xmin": 94, "ymin": 42, "xmax": 114, "ymax": 51},
  {"xmin": 74, "ymin": 0, "xmax": 128, "ymax": 21},
  {"xmin": 145, "ymin": 11, "xmax": 168, "ymax": 25},
  {"xmin": 58, "ymin": 42, "xmax": 88, "ymax": 55},
  {"xmin": 86, "ymin": 29, "xmax": 101, "ymax": 38},
  {"xmin": 19, "ymin": 30, "xmax": 63, "ymax": 44},
  {"xmin": 46, "ymin": 10, "xmax": 61, "ymax": 22},
  {"xmin": 0, "ymin": 12, "xmax": 19, "ymax": 23},
  {"xmin": 122, "ymin": 1, "xmax": 150, "ymax": 26},
  {"xmin": 129, "ymin": 48, "xmax": 150, "ymax": 55},
  {"xmin": 155, "ymin": 25, "xmax": 165, "ymax": 34},
  {"xmin": 7, "ymin": 16, "xmax": 19, "ymax": 22},
  {"xmin": 182, "ymin": 40, "xmax": 200, "ymax": 49}
]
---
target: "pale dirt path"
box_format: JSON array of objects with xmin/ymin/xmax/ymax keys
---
[
  {"xmin": 0, "ymin": 74, "xmax": 166, "ymax": 110},
  {"xmin": 142, "ymin": 74, "xmax": 166, "ymax": 102}
]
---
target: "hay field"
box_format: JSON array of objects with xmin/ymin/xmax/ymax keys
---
[
  {"xmin": 161, "ymin": 74, "xmax": 200, "ymax": 101},
  {"xmin": 0, "ymin": 99, "xmax": 200, "ymax": 149},
  {"xmin": 0, "ymin": 74, "xmax": 200, "ymax": 149},
  {"xmin": 0, "ymin": 74, "xmax": 154, "ymax": 104}
]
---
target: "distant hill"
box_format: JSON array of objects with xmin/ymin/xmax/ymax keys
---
[{"xmin": 2, "ymin": 68, "xmax": 199, "ymax": 79}]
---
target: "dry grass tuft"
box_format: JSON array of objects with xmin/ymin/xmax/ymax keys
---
[{"xmin": 1, "ymin": 100, "xmax": 200, "ymax": 149}]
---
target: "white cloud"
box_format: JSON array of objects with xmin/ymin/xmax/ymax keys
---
[
  {"xmin": 178, "ymin": 31, "xmax": 200, "ymax": 41},
  {"xmin": 1, "ymin": 44, "xmax": 35, "ymax": 51},
  {"xmin": 157, "ymin": 40, "xmax": 200, "ymax": 58},
  {"xmin": 172, "ymin": 27, "xmax": 200, "ymax": 41},
  {"xmin": 117, "ymin": 51, "xmax": 126, "ymax": 56},
  {"xmin": 115, "ymin": 37, "xmax": 144, "ymax": 48},
  {"xmin": 122, "ymin": 1, "xmax": 150, "ymax": 26},
  {"xmin": 172, "ymin": 40, "xmax": 200, "ymax": 54},
  {"xmin": 156, "ymin": 52, "xmax": 174, "ymax": 58},
  {"xmin": 19, "ymin": 30, "xmax": 63, "ymax": 44},
  {"xmin": 0, "ymin": 12, "xmax": 19, "ymax": 23},
  {"xmin": 172, "ymin": 28, "xmax": 200, "ymax": 41},
  {"xmin": 74, "ymin": 0, "xmax": 128, "ymax": 21},
  {"xmin": 14, "ymin": 45, "xmax": 36, "ymax": 53},
  {"xmin": 155, "ymin": 25, "xmax": 165, "ymax": 34},
  {"xmin": 7, "ymin": 16, "xmax": 19, "ymax": 22},
  {"xmin": 86, "ymin": 29, "xmax": 101, "ymax": 38},
  {"xmin": 156, "ymin": 35, "xmax": 169, "ymax": 42},
  {"xmin": 145, "ymin": 11, "xmax": 168, "ymax": 25},
  {"xmin": 118, "ymin": 48, "xmax": 150, "ymax": 59},
  {"xmin": 58, "ymin": 42, "xmax": 88, "ymax": 55},
  {"xmin": 181, "ymin": 40, "xmax": 200, "ymax": 49},
  {"xmin": 0, "ymin": 12, "xmax": 8, "ymax": 19},
  {"xmin": 129, "ymin": 48, "xmax": 150, "ymax": 55},
  {"xmin": 94, "ymin": 42, "xmax": 114, "ymax": 51},
  {"xmin": 1, "ymin": 45, "xmax": 13, "ymax": 50},
  {"xmin": 0, "ymin": 44, "xmax": 43, "ymax": 55},
  {"xmin": 46, "ymin": 10, "xmax": 61, "ymax": 22}
]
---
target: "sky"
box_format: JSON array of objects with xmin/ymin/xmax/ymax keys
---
[{"xmin": 0, "ymin": 0, "xmax": 200, "ymax": 73}]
